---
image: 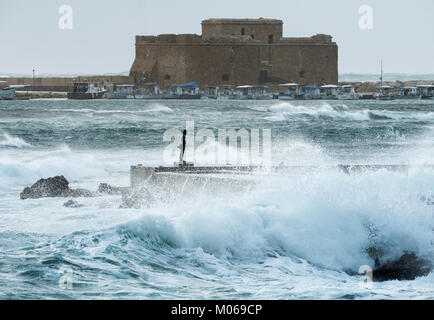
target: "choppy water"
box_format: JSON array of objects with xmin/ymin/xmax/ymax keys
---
[{"xmin": 1, "ymin": 99, "xmax": 434, "ymax": 299}]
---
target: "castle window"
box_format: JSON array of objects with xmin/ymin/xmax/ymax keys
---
[
  {"xmin": 222, "ymin": 74, "xmax": 229, "ymax": 81},
  {"xmin": 241, "ymin": 28, "xmax": 245, "ymax": 35},
  {"xmin": 299, "ymin": 70, "xmax": 305, "ymax": 78},
  {"xmin": 164, "ymin": 74, "xmax": 171, "ymax": 80},
  {"xmin": 251, "ymin": 34, "xmax": 255, "ymax": 39},
  {"xmin": 268, "ymin": 34, "xmax": 274, "ymax": 44}
]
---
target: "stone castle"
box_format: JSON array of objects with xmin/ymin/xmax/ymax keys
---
[{"xmin": 130, "ymin": 18, "xmax": 338, "ymax": 86}]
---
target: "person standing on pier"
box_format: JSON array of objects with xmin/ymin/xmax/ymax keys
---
[{"xmin": 178, "ymin": 129, "xmax": 187, "ymax": 166}]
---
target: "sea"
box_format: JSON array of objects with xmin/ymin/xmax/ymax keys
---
[{"xmin": 0, "ymin": 98, "xmax": 434, "ymax": 299}]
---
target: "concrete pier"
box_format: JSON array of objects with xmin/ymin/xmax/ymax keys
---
[
  {"xmin": 130, "ymin": 164, "xmax": 434, "ymax": 192},
  {"xmin": 130, "ymin": 165, "xmax": 258, "ymax": 193}
]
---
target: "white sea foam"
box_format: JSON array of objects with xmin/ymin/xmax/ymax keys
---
[
  {"xmin": 1, "ymin": 137, "xmax": 434, "ymax": 299},
  {"xmin": 120, "ymin": 165, "xmax": 434, "ymax": 272},
  {"xmin": 0, "ymin": 133, "xmax": 32, "ymax": 148},
  {"xmin": 2, "ymin": 99, "xmax": 434, "ymax": 299},
  {"xmin": 146, "ymin": 103, "xmax": 173, "ymax": 113},
  {"xmin": 52, "ymin": 104, "xmax": 173, "ymax": 115},
  {"xmin": 0, "ymin": 146, "xmax": 107, "ymax": 189},
  {"xmin": 267, "ymin": 102, "xmax": 370, "ymax": 121},
  {"xmin": 266, "ymin": 102, "xmax": 434, "ymax": 122},
  {"xmin": 117, "ymin": 136, "xmax": 434, "ymax": 273}
]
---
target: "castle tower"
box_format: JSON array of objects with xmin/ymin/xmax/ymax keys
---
[{"xmin": 201, "ymin": 18, "xmax": 283, "ymax": 43}]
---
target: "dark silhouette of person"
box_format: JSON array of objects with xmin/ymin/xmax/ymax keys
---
[{"xmin": 179, "ymin": 129, "xmax": 187, "ymax": 165}]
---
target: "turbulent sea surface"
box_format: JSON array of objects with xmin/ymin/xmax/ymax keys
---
[{"xmin": 1, "ymin": 99, "xmax": 434, "ymax": 299}]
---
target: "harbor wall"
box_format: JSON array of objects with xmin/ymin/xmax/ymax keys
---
[{"xmin": 0, "ymin": 75, "xmax": 133, "ymax": 92}]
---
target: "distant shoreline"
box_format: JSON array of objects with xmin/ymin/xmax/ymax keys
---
[{"xmin": 339, "ymin": 73, "xmax": 434, "ymax": 82}]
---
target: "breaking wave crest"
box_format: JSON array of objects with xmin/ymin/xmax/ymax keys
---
[
  {"xmin": 266, "ymin": 102, "xmax": 434, "ymax": 121},
  {"xmin": 0, "ymin": 132, "xmax": 32, "ymax": 149},
  {"xmin": 52, "ymin": 104, "xmax": 173, "ymax": 115},
  {"xmin": 115, "ymin": 167, "xmax": 434, "ymax": 272}
]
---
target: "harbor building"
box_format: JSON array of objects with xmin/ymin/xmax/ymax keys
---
[{"xmin": 130, "ymin": 18, "xmax": 338, "ymax": 86}]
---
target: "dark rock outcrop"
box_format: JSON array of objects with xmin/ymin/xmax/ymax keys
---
[
  {"xmin": 63, "ymin": 200, "xmax": 84, "ymax": 208},
  {"xmin": 373, "ymin": 252, "xmax": 432, "ymax": 282},
  {"xmin": 367, "ymin": 247, "xmax": 432, "ymax": 282},
  {"xmin": 20, "ymin": 176, "xmax": 94, "ymax": 200}
]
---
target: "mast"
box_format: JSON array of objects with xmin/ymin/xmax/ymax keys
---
[{"xmin": 380, "ymin": 59, "xmax": 383, "ymax": 88}]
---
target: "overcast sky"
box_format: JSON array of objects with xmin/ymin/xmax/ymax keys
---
[{"xmin": 0, "ymin": 0, "xmax": 433, "ymax": 75}]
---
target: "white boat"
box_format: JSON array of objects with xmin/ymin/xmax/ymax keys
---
[
  {"xmin": 201, "ymin": 86, "xmax": 221, "ymax": 99},
  {"xmin": 416, "ymin": 85, "xmax": 434, "ymax": 100},
  {"xmin": 0, "ymin": 88, "xmax": 16, "ymax": 100},
  {"xmin": 105, "ymin": 84, "xmax": 135, "ymax": 99},
  {"xmin": 0, "ymin": 81, "xmax": 16, "ymax": 100},
  {"xmin": 234, "ymin": 85, "xmax": 254, "ymax": 100},
  {"xmin": 375, "ymin": 60, "xmax": 394, "ymax": 100},
  {"xmin": 219, "ymin": 85, "xmax": 234, "ymax": 100},
  {"xmin": 338, "ymin": 85, "xmax": 360, "ymax": 100},
  {"xmin": 252, "ymin": 85, "xmax": 273, "ymax": 100},
  {"xmin": 164, "ymin": 82, "xmax": 201, "ymax": 99},
  {"xmin": 321, "ymin": 84, "xmax": 339, "ymax": 100},
  {"xmin": 397, "ymin": 87, "xmax": 419, "ymax": 100},
  {"xmin": 136, "ymin": 83, "xmax": 164, "ymax": 99},
  {"xmin": 376, "ymin": 85, "xmax": 395, "ymax": 100},
  {"xmin": 278, "ymin": 83, "xmax": 299, "ymax": 100},
  {"xmin": 303, "ymin": 84, "xmax": 321, "ymax": 100}
]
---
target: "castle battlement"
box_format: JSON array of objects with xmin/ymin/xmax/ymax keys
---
[{"xmin": 136, "ymin": 34, "xmax": 334, "ymax": 46}]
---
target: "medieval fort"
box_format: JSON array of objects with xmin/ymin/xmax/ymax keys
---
[{"xmin": 130, "ymin": 18, "xmax": 338, "ymax": 86}]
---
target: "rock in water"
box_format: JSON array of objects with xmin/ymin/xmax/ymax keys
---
[
  {"xmin": 373, "ymin": 252, "xmax": 432, "ymax": 282},
  {"xmin": 20, "ymin": 176, "xmax": 94, "ymax": 200},
  {"xmin": 63, "ymin": 200, "xmax": 84, "ymax": 208},
  {"xmin": 20, "ymin": 176, "xmax": 69, "ymax": 199}
]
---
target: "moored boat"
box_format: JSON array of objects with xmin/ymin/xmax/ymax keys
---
[
  {"xmin": 303, "ymin": 84, "xmax": 321, "ymax": 100},
  {"xmin": 397, "ymin": 87, "xmax": 419, "ymax": 100},
  {"xmin": 164, "ymin": 82, "xmax": 201, "ymax": 99},
  {"xmin": 321, "ymin": 84, "xmax": 339, "ymax": 100},
  {"xmin": 219, "ymin": 85, "xmax": 234, "ymax": 100},
  {"xmin": 252, "ymin": 85, "xmax": 273, "ymax": 100},
  {"xmin": 376, "ymin": 60, "xmax": 394, "ymax": 100},
  {"xmin": 135, "ymin": 83, "xmax": 164, "ymax": 99},
  {"xmin": 105, "ymin": 84, "xmax": 135, "ymax": 99},
  {"xmin": 201, "ymin": 85, "xmax": 220, "ymax": 100},
  {"xmin": 67, "ymin": 82, "xmax": 106, "ymax": 100},
  {"xmin": 416, "ymin": 85, "xmax": 434, "ymax": 100},
  {"xmin": 338, "ymin": 85, "xmax": 360, "ymax": 100},
  {"xmin": 376, "ymin": 85, "xmax": 395, "ymax": 100},
  {"xmin": 0, "ymin": 81, "xmax": 16, "ymax": 100},
  {"xmin": 234, "ymin": 85, "xmax": 254, "ymax": 100},
  {"xmin": 278, "ymin": 83, "xmax": 303, "ymax": 100}
]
